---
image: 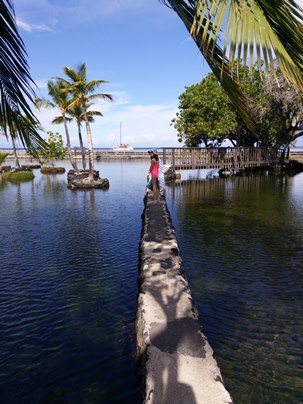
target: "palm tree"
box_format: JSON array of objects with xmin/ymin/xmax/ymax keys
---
[
  {"xmin": 160, "ymin": 1, "xmax": 303, "ymax": 132},
  {"xmin": 53, "ymin": 103, "xmax": 102, "ymax": 170},
  {"xmin": 56, "ymin": 63, "xmax": 113, "ymax": 180},
  {"xmin": 0, "ymin": 0, "xmax": 45, "ymax": 150},
  {"xmin": 35, "ymin": 80, "xmax": 78, "ymax": 170},
  {"xmin": 11, "ymin": 133, "xmax": 20, "ymax": 168}
]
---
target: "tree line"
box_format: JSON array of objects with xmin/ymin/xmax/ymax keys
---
[{"xmin": 172, "ymin": 63, "xmax": 303, "ymax": 149}]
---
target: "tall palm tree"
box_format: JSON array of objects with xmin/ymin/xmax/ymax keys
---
[
  {"xmin": 56, "ymin": 63, "xmax": 113, "ymax": 180},
  {"xmin": 160, "ymin": 1, "xmax": 303, "ymax": 132},
  {"xmin": 0, "ymin": 0, "xmax": 45, "ymax": 149},
  {"xmin": 53, "ymin": 103, "xmax": 102, "ymax": 170},
  {"xmin": 35, "ymin": 80, "xmax": 78, "ymax": 170}
]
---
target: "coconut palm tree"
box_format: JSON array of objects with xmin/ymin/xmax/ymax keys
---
[
  {"xmin": 56, "ymin": 63, "xmax": 113, "ymax": 180},
  {"xmin": 0, "ymin": 0, "xmax": 45, "ymax": 150},
  {"xmin": 35, "ymin": 80, "xmax": 78, "ymax": 170},
  {"xmin": 160, "ymin": 0, "xmax": 303, "ymax": 132},
  {"xmin": 53, "ymin": 103, "xmax": 102, "ymax": 170}
]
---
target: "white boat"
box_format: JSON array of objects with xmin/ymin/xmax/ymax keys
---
[
  {"xmin": 112, "ymin": 144, "xmax": 134, "ymax": 151},
  {"xmin": 112, "ymin": 122, "xmax": 134, "ymax": 151}
]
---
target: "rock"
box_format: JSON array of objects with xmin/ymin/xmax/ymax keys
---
[
  {"xmin": 163, "ymin": 165, "xmax": 181, "ymax": 181},
  {"xmin": 22, "ymin": 164, "xmax": 41, "ymax": 169},
  {"xmin": 136, "ymin": 193, "xmax": 233, "ymax": 404},
  {"xmin": 67, "ymin": 169, "xmax": 110, "ymax": 189},
  {"xmin": 0, "ymin": 165, "xmax": 11, "ymax": 172}
]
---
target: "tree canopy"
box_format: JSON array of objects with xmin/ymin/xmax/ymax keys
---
[
  {"xmin": 173, "ymin": 65, "xmax": 303, "ymax": 148},
  {"xmin": 172, "ymin": 74, "xmax": 237, "ymax": 147},
  {"xmin": 161, "ymin": 0, "xmax": 303, "ymax": 132}
]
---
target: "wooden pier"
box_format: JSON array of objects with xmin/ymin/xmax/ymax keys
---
[
  {"xmin": 162, "ymin": 147, "xmax": 283, "ymax": 171},
  {"xmin": 2, "ymin": 146, "xmax": 284, "ymax": 170}
]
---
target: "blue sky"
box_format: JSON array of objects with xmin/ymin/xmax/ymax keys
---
[
  {"xmin": 1, "ymin": 0, "xmax": 211, "ymax": 149},
  {"xmin": 2, "ymin": 0, "xmax": 303, "ymax": 149}
]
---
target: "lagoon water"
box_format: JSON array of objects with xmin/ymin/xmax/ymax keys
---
[{"xmin": 0, "ymin": 160, "xmax": 302, "ymax": 403}]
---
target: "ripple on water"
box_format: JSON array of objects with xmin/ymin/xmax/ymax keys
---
[
  {"xmin": 0, "ymin": 161, "xmax": 145, "ymax": 403},
  {"xmin": 166, "ymin": 174, "xmax": 303, "ymax": 403}
]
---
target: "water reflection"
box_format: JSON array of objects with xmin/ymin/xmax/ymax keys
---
[
  {"xmin": 0, "ymin": 161, "xmax": 144, "ymax": 403},
  {"xmin": 1, "ymin": 161, "xmax": 303, "ymax": 403},
  {"xmin": 166, "ymin": 172, "xmax": 303, "ymax": 403}
]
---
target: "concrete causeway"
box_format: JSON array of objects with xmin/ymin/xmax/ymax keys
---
[{"xmin": 136, "ymin": 192, "xmax": 233, "ymax": 404}]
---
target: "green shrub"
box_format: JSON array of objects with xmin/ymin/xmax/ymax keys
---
[
  {"xmin": 2, "ymin": 170, "xmax": 34, "ymax": 182},
  {"xmin": 40, "ymin": 167, "xmax": 65, "ymax": 174}
]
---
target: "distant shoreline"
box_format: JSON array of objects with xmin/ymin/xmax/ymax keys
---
[{"xmin": 0, "ymin": 147, "xmax": 163, "ymax": 152}]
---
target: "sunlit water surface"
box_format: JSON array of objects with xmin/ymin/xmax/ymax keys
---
[
  {"xmin": 165, "ymin": 169, "xmax": 303, "ymax": 404},
  {"xmin": 0, "ymin": 160, "xmax": 146, "ymax": 403},
  {"xmin": 1, "ymin": 161, "xmax": 303, "ymax": 403}
]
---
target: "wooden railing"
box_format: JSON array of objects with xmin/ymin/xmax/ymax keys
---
[{"xmin": 162, "ymin": 147, "xmax": 284, "ymax": 170}]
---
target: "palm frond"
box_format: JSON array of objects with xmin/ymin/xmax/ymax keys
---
[
  {"xmin": 162, "ymin": 0, "xmax": 303, "ymax": 92},
  {"xmin": 35, "ymin": 97, "xmax": 56, "ymax": 109},
  {"xmin": 89, "ymin": 93, "xmax": 113, "ymax": 102},
  {"xmin": 87, "ymin": 110, "xmax": 103, "ymax": 117},
  {"xmin": 52, "ymin": 116, "xmax": 72, "ymax": 125},
  {"xmin": 0, "ymin": 0, "xmax": 45, "ymax": 148},
  {"xmin": 160, "ymin": 0, "xmax": 257, "ymax": 131}
]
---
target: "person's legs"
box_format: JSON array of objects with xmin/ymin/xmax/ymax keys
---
[{"xmin": 152, "ymin": 176, "xmax": 160, "ymax": 202}]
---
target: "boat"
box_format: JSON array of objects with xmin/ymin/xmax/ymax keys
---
[
  {"xmin": 112, "ymin": 122, "xmax": 134, "ymax": 151},
  {"xmin": 112, "ymin": 144, "xmax": 134, "ymax": 151}
]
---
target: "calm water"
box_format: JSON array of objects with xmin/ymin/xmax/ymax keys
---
[
  {"xmin": 165, "ymin": 170, "xmax": 303, "ymax": 404},
  {"xmin": 0, "ymin": 160, "xmax": 146, "ymax": 403},
  {"xmin": 0, "ymin": 161, "xmax": 303, "ymax": 403}
]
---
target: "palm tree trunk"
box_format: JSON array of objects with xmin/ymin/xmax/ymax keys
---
[
  {"xmin": 77, "ymin": 121, "xmax": 86, "ymax": 170},
  {"xmin": 63, "ymin": 114, "xmax": 77, "ymax": 170},
  {"xmin": 11, "ymin": 136, "xmax": 20, "ymax": 168},
  {"xmin": 83, "ymin": 110, "xmax": 94, "ymax": 180}
]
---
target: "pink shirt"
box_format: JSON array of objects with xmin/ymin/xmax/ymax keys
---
[{"xmin": 150, "ymin": 160, "xmax": 159, "ymax": 178}]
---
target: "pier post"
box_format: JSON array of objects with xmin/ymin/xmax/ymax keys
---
[{"xmin": 136, "ymin": 192, "xmax": 232, "ymax": 404}]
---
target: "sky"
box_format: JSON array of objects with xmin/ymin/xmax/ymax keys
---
[
  {"xmin": 2, "ymin": 0, "xmax": 303, "ymax": 149},
  {"xmin": 1, "ymin": 0, "xmax": 211, "ymax": 149}
]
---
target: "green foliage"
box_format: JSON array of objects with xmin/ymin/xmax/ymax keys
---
[
  {"xmin": 0, "ymin": 1, "xmax": 45, "ymax": 150},
  {"xmin": 173, "ymin": 63, "xmax": 303, "ymax": 148},
  {"xmin": 172, "ymin": 73, "xmax": 237, "ymax": 147},
  {"xmin": 38, "ymin": 131, "xmax": 67, "ymax": 166},
  {"xmin": 40, "ymin": 167, "xmax": 65, "ymax": 174},
  {"xmin": 2, "ymin": 171, "xmax": 34, "ymax": 182},
  {"xmin": 0, "ymin": 151, "xmax": 9, "ymax": 167},
  {"xmin": 258, "ymin": 70, "xmax": 303, "ymax": 148},
  {"xmin": 161, "ymin": 0, "xmax": 303, "ymax": 133}
]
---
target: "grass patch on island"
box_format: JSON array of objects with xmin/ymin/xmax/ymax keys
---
[
  {"xmin": 2, "ymin": 170, "xmax": 34, "ymax": 182},
  {"xmin": 40, "ymin": 167, "xmax": 66, "ymax": 174}
]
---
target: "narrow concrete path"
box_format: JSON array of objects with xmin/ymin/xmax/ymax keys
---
[{"xmin": 136, "ymin": 192, "xmax": 233, "ymax": 404}]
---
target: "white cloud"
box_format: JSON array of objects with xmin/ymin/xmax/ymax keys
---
[
  {"xmin": 98, "ymin": 103, "xmax": 179, "ymax": 148},
  {"xmin": 110, "ymin": 91, "xmax": 130, "ymax": 107},
  {"xmin": 16, "ymin": 18, "xmax": 54, "ymax": 32},
  {"xmin": 13, "ymin": 0, "xmax": 164, "ymax": 31},
  {"xmin": 35, "ymin": 80, "xmax": 48, "ymax": 90},
  {"xmin": 27, "ymin": 100, "xmax": 180, "ymax": 150}
]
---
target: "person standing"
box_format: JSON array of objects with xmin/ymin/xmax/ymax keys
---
[{"xmin": 148, "ymin": 151, "xmax": 160, "ymax": 202}]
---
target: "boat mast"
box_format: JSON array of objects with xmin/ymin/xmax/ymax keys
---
[{"xmin": 120, "ymin": 121, "xmax": 122, "ymax": 145}]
